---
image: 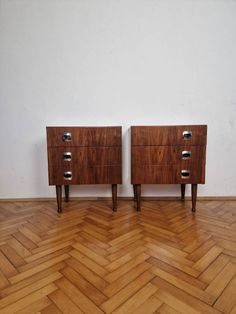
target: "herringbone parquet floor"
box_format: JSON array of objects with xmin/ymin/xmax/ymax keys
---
[{"xmin": 0, "ymin": 199, "xmax": 236, "ymax": 313}]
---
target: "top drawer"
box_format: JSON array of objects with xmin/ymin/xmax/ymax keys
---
[
  {"xmin": 131, "ymin": 125, "xmax": 207, "ymax": 146},
  {"xmin": 47, "ymin": 126, "xmax": 122, "ymax": 147}
]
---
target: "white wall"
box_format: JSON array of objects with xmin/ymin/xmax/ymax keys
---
[{"xmin": 1, "ymin": 0, "xmax": 236, "ymax": 198}]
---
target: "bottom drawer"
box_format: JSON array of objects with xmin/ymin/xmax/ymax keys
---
[
  {"xmin": 49, "ymin": 165, "xmax": 122, "ymax": 185},
  {"xmin": 131, "ymin": 165, "xmax": 205, "ymax": 184}
]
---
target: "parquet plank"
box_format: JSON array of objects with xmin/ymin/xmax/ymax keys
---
[
  {"xmin": 0, "ymin": 244, "xmax": 25, "ymax": 267},
  {"xmin": 0, "ymin": 272, "xmax": 62, "ymax": 309},
  {"xmin": 0, "ymin": 271, "xmax": 9, "ymax": 290},
  {"xmin": 40, "ymin": 303, "xmax": 62, "ymax": 314},
  {"xmin": 25, "ymin": 240, "xmax": 74, "ymax": 262},
  {"xmin": 65, "ymin": 257, "xmax": 108, "ymax": 290},
  {"xmin": 0, "ymin": 262, "xmax": 65, "ymax": 297},
  {"xmin": 0, "ymin": 251, "xmax": 18, "ymax": 277},
  {"xmin": 205, "ymin": 262, "xmax": 236, "ymax": 298},
  {"xmin": 157, "ymin": 303, "xmax": 181, "ymax": 314},
  {"xmin": 106, "ymin": 246, "xmax": 146, "ymax": 271},
  {"xmin": 55, "ymin": 277, "xmax": 104, "ymax": 314},
  {"xmin": 131, "ymin": 295, "xmax": 162, "ymax": 314},
  {"xmin": 103, "ymin": 261, "xmax": 152, "ymax": 297},
  {"xmin": 0, "ymin": 284, "xmax": 57, "ymax": 314},
  {"xmin": 7, "ymin": 238, "xmax": 31, "ymax": 258},
  {"xmin": 69, "ymin": 249, "xmax": 108, "ymax": 277},
  {"xmin": 155, "ymin": 289, "xmax": 202, "ymax": 314},
  {"xmin": 61, "ymin": 266, "xmax": 107, "ymax": 305},
  {"xmin": 146, "ymin": 248, "xmax": 200, "ymax": 277},
  {"xmin": 107, "ymin": 239, "xmax": 145, "ymax": 261},
  {"xmin": 14, "ymin": 297, "xmax": 51, "ymax": 314},
  {"xmin": 101, "ymin": 271, "xmax": 155, "ymax": 313},
  {"xmin": 106, "ymin": 233, "xmax": 143, "ymax": 254},
  {"xmin": 9, "ymin": 254, "xmax": 69, "ymax": 284},
  {"xmin": 152, "ymin": 276, "xmax": 222, "ymax": 314},
  {"xmin": 72, "ymin": 242, "xmax": 109, "ymax": 266},
  {"xmin": 12, "ymin": 232, "xmax": 37, "ymax": 250},
  {"xmin": 104, "ymin": 253, "xmax": 149, "ymax": 283},
  {"xmin": 193, "ymin": 246, "xmax": 223, "ymax": 272},
  {"xmin": 75, "ymin": 235, "xmax": 108, "ymax": 256},
  {"xmin": 108, "ymin": 228, "xmax": 143, "ymax": 246},
  {"xmin": 18, "ymin": 226, "xmax": 42, "ymax": 243},
  {"xmin": 111, "ymin": 282, "xmax": 158, "ymax": 314},
  {"xmin": 150, "ymin": 266, "xmax": 215, "ymax": 305},
  {"xmin": 199, "ymin": 254, "xmax": 229, "ymax": 284},
  {"xmin": 148, "ymin": 257, "xmax": 207, "ymax": 290},
  {"xmin": 214, "ymin": 275, "xmax": 236, "ymax": 313},
  {"xmin": 48, "ymin": 289, "xmax": 83, "ymax": 314}
]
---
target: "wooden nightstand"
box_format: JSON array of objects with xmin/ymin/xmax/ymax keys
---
[
  {"xmin": 46, "ymin": 126, "xmax": 122, "ymax": 212},
  {"xmin": 131, "ymin": 125, "xmax": 207, "ymax": 211}
]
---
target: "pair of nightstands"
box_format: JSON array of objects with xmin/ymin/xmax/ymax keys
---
[{"xmin": 46, "ymin": 125, "xmax": 207, "ymax": 212}]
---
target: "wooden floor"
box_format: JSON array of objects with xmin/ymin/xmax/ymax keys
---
[{"xmin": 0, "ymin": 199, "xmax": 236, "ymax": 314}]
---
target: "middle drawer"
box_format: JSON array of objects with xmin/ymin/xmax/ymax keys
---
[
  {"xmin": 132, "ymin": 146, "xmax": 205, "ymax": 165},
  {"xmin": 48, "ymin": 147, "xmax": 121, "ymax": 167}
]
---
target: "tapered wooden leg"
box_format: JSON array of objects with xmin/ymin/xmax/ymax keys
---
[
  {"xmin": 112, "ymin": 184, "xmax": 117, "ymax": 212},
  {"xmin": 56, "ymin": 185, "xmax": 62, "ymax": 213},
  {"xmin": 191, "ymin": 184, "xmax": 197, "ymax": 212},
  {"xmin": 133, "ymin": 184, "xmax": 137, "ymax": 201},
  {"xmin": 136, "ymin": 184, "xmax": 141, "ymax": 211},
  {"xmin": 181, "ymin": 184, "xmax": 186, "ymax": 200},
  {"xmin": 64, "ymin": 185, "xmax": 69, "ymax": 202}
]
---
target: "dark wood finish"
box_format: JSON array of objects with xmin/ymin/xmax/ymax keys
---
[
  {"xmin": 133, "ymin": 184, "xmax": 137, "ymax": 201},
  {"xmin": 131, "ymin": 125, "xmax": 207, "ymax": 211},
  {"xmin": 56, "ymin": 185, "xmax": 62, "ymax": 213},
  {"xmin": 131, "ymin": 164, "xmax": 205, "ymax": 184},
  {"xmin": 131, "ymin": 125, "xmax": 207, "ymax": 146},
  {"xmin": 191, "ymin": 184, "xmax": 197, "ymax": 212},
  {"xmin": 112, "ymin": 184, "xmax": 117, "ymax": 212},
  {"xmin": 136, "ymin": 184, "xmax": 141, "ymax": 211},
  {"xmin": 47, "ymin": 126, "xmax": 122, "ymax": 212},
  {"xmin": 49, "ymin": 165, "xmax": 121, "ymax": 185},
  {"xmin": 64, "ymin": 185, "xmax": 69, "ymax": 202},
  {"xmin": 47, "ymin": 127, "xmax": 121, "ymax": 147},
  {"xmin": 132, "ymin": 146, "xmax": 206, "ymax": 165},
  {"xmin": 181, "ymin": 184, "xmax": 186, "ymax": 200},
  {"xmin": 48, "ymin": 147, "xmax": 121, "ymax": 167}
]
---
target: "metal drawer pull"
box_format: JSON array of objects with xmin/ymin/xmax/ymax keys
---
[
  {"xmin": 64, "ymin": 171, "xmax": 72, "ymax": 180},
  {"xmin": 63, "ymin": 152, "xmax": 72, "ymax": 161},
  {"xmin": 182, "ymin": 150, "xmax": 191, "ymax": 159},
  {"xmin": 182, "ymin": 131, "xmax": 192, "ymax": 139},
  {"xmin": 62, "ymin": 132, "xmax": 72, "ymax": 142},
  {"xmin": 181, "ymin": 170, "xmax": 190, "ymax": 178}
]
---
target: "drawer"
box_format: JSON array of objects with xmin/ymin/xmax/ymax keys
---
[
  {"xmin": 131, "ymin": 164, "xmax": 205, "ymax": 184},
  {"xmin": 47, "ymin": 126, "xmax": 121, "ymax": 147},
  {"xmin": 132, "ymin": 146, "xmax": 206, "ymax": 165},
  {"xmin": 48, "ymin": 147, "xmax": 121, "ymax": 167},
  {"xmin": 48, "ymin": 165, "xmax": 122, "ymax": 185},
  {"xmin": 131, "ymin": 125, "xmax": 207, "ymax": 146}
]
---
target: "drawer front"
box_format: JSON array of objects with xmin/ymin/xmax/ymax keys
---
[
  {"xmin": 131, "ymin": 125, "xmax": 207, "ymax": 146},
  {"xmin": 48, "ymin": 147, "xmax": 121, "ymax": 167},
  {"xmin": 47, "ymin": 126, "xmax": 122, "ymax": 147},
  {"xmin": 132, "ymin": 146, "xmax": 206, "ymax": 165},
  {"xmin": 49, "ymin": 165, "xmax": 122, "ymax": 185},
  {"xmin": 131, "ymin": 164, "xmax": 205, "ymax": 184}
]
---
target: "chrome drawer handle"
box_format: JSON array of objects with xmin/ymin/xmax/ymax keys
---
[
  {"xmin": 182, "ymin": 131, "xmax": 192, "ymax": 139},
  {"xmin": 64, "ymin": 171, "xmax": 72, "ymax": 180},
  {"xmin": 182, "ymin": 150, "xmax": 191, "ymax": 159},
  {"xmin": 63, "ymin": 152, "xmax": 72, "ymax": 161},
  {"xmin": 181, "ymin": 170, "xmax": 190, "ymax": 178},
  {"xmin": 62, "ymin": 132, "xmax": 72, "ymax": 142}
]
